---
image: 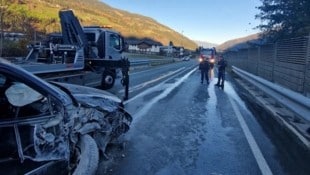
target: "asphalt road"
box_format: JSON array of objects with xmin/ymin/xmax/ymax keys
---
[{"xmin": 101, "ymin": 59, "xmax": 291, "ymax": 175}]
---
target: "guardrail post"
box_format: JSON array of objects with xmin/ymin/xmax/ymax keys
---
[
  {"xmin": 257, "ymin": 46, "xmax": 260, "ymax": 76},
  {"xmin": 246, "ymin": 48, "xmax": 249, "ymax": 72},
  {"xmin": 303, "ymin": 33, "xmax": 310, "ymax": 97},
  {"xmin": 271, "ymin": 42, "xmax": 277, "ymax": 83}
]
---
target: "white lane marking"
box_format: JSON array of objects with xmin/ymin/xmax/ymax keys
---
[
  {"xmin": 228, "ymin": 97, "xmax": 273, "ymax": 175},
  {"xmin": 128, "ymin": 67, "xmax": 198, "ymax": 125},
  {"xmin": 119, "ymin": 67, "xmax": 185, "ymax": 94},
  {"xmin": 129, "ymin": 63, "xmax": 178, "ymax": 75},
  {"xmin": 124, "ymin": 66, "xmax": 196, "ymax": 104}
]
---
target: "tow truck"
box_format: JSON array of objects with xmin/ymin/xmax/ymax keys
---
[{"xmin": 8, "ymin": 9, "xmax": 130, "ymax": 100}]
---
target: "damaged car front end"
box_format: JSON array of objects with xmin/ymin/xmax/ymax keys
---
[{"xmin": 0, "ymin": 58, "xmax": 132, "ymax": 175}]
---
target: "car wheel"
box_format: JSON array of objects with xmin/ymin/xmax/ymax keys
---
[
  {"xmin": 73, "ymin": 134, "xmax": 99, "ymax": 175},
  {"xmin": 101, "ymin": 69, "xmax": 116, "ymax": 90}
]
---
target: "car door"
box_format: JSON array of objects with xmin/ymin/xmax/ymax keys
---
[{"xmin": 0, "ymin": 71, "xmax": 70, "ymax": 168}]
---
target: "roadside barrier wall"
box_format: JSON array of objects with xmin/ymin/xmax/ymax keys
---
[{"xmin": 224, "ymin": 35, "xmax": 310, "ymax": 97}]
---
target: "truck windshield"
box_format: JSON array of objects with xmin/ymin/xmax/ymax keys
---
[{"xmin": 109, "ymin": 34, "xmax": 121, "ymax": 50}]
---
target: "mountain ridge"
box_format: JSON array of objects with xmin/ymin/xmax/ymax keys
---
[
  {"xmin": 194, "ymin": 40, "xmax": 218, "ymax": 48},
  {"xmin": 3, "ymin": 0, "xmax": 261, "ymax": 52},
  {"xmin": 2, "ymin": 0, "xmax": 198, "ymax": 50},
  {"xmin": 216, "ymin": 33, "xmax": 262, "ymax": 51}
]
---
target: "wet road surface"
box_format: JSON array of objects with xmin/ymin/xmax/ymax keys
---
[{"xmin": 101, "ymin": 60, "xmax": 288, "ymax": 175}]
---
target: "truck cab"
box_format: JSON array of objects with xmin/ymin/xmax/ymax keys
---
[
  {"xmin": 199, "ymin": 47, "xmax": 216, "ymax": 68},
  {"xmin": 82, "ymin": 26, "xmax": 126, "ymax": 90},
  {"xmin": 83, "ymin": 26, "xmax": 124, "ymax": 59}
]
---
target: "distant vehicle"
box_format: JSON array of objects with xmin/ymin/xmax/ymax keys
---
[
  {"xmin": 0, "ymin": 58, "xmax": 132, "ymax": 174},
  {"xmin": 200, "ymin": 47, "xmax": 216, "ymax": 68}
]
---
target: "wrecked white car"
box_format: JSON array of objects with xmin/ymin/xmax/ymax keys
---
[{"xmin": 0, "ymin": 58, "xmax": 132, "ymax": 175}]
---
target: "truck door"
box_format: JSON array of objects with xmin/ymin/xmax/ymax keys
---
[
  {"xmin": 97, "ymin": 32, "xmax": 105, "ymax": 59},
  {"xmin": 106, "ymin": 32, "xmax": 123, "ymax": 59}
]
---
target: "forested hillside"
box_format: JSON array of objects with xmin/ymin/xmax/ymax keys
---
[{"xmin": 1, "ymin": 0, "xmax": 197, "ymax": 50}]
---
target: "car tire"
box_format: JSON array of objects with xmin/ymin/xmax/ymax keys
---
[
  {"xmin": 73, "ymin": 134, "xmax": 99, "ymax": 175},
  {"xmin": 101, "ymin": 69, "xmax": 116, "ymax": 90}
]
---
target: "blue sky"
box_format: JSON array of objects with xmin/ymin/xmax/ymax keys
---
[{"xmin": 101, "ymin": 0, "xmax": 262, "ymax": 44}]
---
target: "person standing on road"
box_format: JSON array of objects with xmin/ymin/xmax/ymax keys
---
[
  {"xmin": 199, "ymin": 58, "xmax": 210, "ymax": 84},
  {"xmin": 215, "ymin": 55, "xmax": 227, "ymax": 89}
]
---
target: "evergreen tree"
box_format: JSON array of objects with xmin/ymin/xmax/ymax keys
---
[{"xmin": 256, "ymin": 0, "xmax": 310, "ymax": 40}]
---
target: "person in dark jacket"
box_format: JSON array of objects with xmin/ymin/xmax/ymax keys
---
[
  {"xmin": 199, "ymin": 58, "xmax": 210, "ymax": 84},
  {"xmin": 215, "ymin": 56, "xmax": 227, "ymax": 89}
]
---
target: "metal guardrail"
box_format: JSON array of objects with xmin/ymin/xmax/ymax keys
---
[
  {"xmin": 1, "ymin": 57, "xmax": 175, "ymax": 68},
  {"xmin": 232, "ymin": 66, "xmax": 310, "ymax": 122},
  {"xmin": 130, "ymin": 60, "xmax": 150, "ymax": 66},
  {"xmin": 130, "ymin": 59, "xmax": 175, "ymax": 67}
]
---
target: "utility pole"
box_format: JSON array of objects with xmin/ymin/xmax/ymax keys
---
[
  {"xmin": 181, "ymin": 30, "xmax": 184, "ymax": 47},
  {"xmin": 180, "ymin": 30, "xmax": 184, "ymax": 57},
  {"xmin": 0, "ymin": 0, "xmax": 6, "ymax": 57},
  {"xmin": 0, "ymin": 0, "xmax": 4, "ymax": 57}
]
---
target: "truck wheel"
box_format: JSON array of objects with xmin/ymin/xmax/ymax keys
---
[
  {"xmin": 73, "ymin": 134, "xmax": 99, "ymax": 175},
  {"xmin": 101, "ymin": 69, "xmax": 115, "ymax": 90}
]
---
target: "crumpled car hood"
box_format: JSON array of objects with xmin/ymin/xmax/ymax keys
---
[{"xmin": 51, "ymin": 82, "xmax": 122, "ymax": 112}]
